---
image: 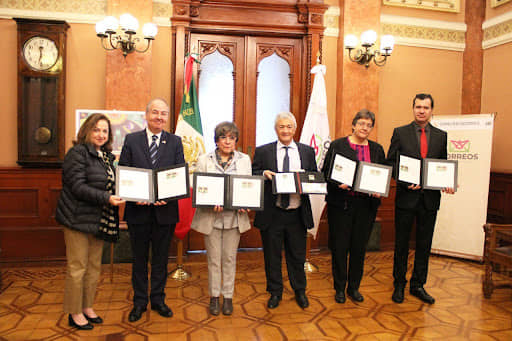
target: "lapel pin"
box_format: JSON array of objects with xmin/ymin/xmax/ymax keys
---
[{"xmin": 162, "ymin": 140, "xmax": 166, "ymax": 144}]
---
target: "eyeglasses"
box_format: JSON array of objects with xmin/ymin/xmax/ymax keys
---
[
  {"xmin": 218, "ymin": 135, "xmax": 236, "ymax": 142},
  {"xmin": 355, "ymin": 121, "xmax": 373, "ymax": 128}
]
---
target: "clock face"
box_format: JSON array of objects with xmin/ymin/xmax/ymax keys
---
[{"xmin": 22, "ymin": 36, "xmax": 59, "ymax": 71}]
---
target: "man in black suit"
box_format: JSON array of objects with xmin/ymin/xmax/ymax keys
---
[
  {"xmin": 252, "ymin": 112, "xmax": 317, "ymax": 309},
  {"xmin": 387, "ymin": 93, "xmax": 454, "ymax": 304},
  {"xmin": 119, "ymin": 98, "xmax": 185, "ymax": 321}
]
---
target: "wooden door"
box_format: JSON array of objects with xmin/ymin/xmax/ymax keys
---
[{"xmin": 187, "ymin": 33, "xmax": 304, "ymax": 250}]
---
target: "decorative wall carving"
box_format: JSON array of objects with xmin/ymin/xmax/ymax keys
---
[
  {"xmin": 174, "ymin": 5, "xmax": 188, "ymax": 16},
  {"xmin": 383, "ymin": 0, "xmax": 460, "ymax": 13},
  {"xmin": 258, "ymin": 45, "xmax": 292, "ymax": 62},
  {"xmin": 200, "ymin": 42, "xmax": 235, "ymax": 61},
  {"xmin": 190, "ymin": 5, "xmax": 199, "ymax": 17},
  {"xmin": 491, "ymin": 0, "xmax": 512, "ymax": 8}
]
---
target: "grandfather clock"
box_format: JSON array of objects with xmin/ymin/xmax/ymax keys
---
[{"xmin": 15, "ymin": 18, "xmax": 69, "ymax": 167}]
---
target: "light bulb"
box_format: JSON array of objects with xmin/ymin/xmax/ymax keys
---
[
  {"xmin": 360, "ymin": 30, "xmax": 377, "ymax": 46},
  {"xmin": 103, "ymin": 16, "xmax": 119, "ymax": 33},
  {"xmin": 142, "ymin": 23, "xmax": 158, "ymax": 38},
  {"xmin": 381, "ymin": 35, "xmax": 395, "ymax": 50},
  {"xmin": 95, "ymin": 20, "xmax": 106, "ymax": 35},
  {"xmin": 120, "ymin": 13, "xmax": 139, "ymax": 33},
  {"xmin": 344, "ymin": 34, "xmax": 358, "ymax": 49}
]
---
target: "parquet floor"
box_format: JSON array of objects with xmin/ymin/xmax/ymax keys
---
[{"xmin": 0, "ymin": 250, "xmax": 511, "ymax": 340}]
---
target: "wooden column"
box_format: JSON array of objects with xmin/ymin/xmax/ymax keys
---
[
  {"xmin": 461, "ymin": 0, "xmax": 484, "ymax": 115},
  {"xmin": 105, "ymin": 0, "xmax": 153, "ymax": 111},
  {"xmin": 336, "ymin": 0, "xmax": 381, "ymax": 138}
]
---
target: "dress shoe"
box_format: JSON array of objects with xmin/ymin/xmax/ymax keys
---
[
  {"xmin": 128, "ymin": 306, "xmax": 146, "ymax": 322},
  {"xmin": 222, "ymin": 298, "xmax": 233, "ymax": 316},
  {"xmin": 410, "ymin": 287, "xmax": 435, "ymax": 304},
  {"xmin": 347, "ymin": 288, "xmax": 364, "ymax": 302},
  {"xmin": 83, "ymin": 313, "xmax": 103, "ymax": 324},
  {"xmin": 295, "ymin": 292, "xmax": 309, "ymax": 309},
  {"xmin": 209, "ymin": 297, "xmax": 220, "ymax": 316},
  {"xmin": 151, "ymin": 303, "xmax": 173, "ymax": 317},
  {"xmin": 334, "ymin": 291, "xmax": 346, "ymax": 303},
  {"xmin": 267, "ymin": 295, "xmax": 281, "ymax": 309},
  {"xmin": 392, "ymin": 286, "xmax": 405, "ymax": 303},
  {"xmin": 68, "ymin": 314, "xmax": 93, "ymax": 330}
]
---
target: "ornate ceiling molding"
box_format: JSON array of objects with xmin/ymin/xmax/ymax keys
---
[
  {"xmin": 482, "ymin": 11, "xmax": 512, "ymax": 49},
  {"xmin": 383, "ymin": 0, "xmax": 460, "ymax": 13},
  {"xmin": 491, "ymin": 0, "xmax": 512, "ymax": 8}
]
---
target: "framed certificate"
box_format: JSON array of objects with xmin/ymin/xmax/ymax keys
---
[
  {"xmin": 397, "ymin": 154, "xmax": 421, "ymax": 185},
  {"xmin": 297, "ymin": 172, "xmax": 327, "ymax": 194},
  {"xmin": 192, "ymin": 172, "xmax": 227, "ymax": 208},
  {"xmin": 272, "ymin": 172, "xmax": 298, "ymax": 194},
  {"xmin": 353, "ymin": 162, "xmax": 393, "ymax": 197},
  {"xmin": 116, "ymin": 164, "xmax": 190, "ymax": 203},
  {"xmin": 155, "ymin": 163, "xmax": 190, "ymax": 201},
  {"xmin": 327, "ymin": 153, "xmax": 357, "ymax": 187},
  {"xmin": 226, "ymin": 175, "xmax": 265, "ymax": 211},
  {"xmin": 422, "ymin": 159, "xmax": 458, "ymax": 191},
  {"xmin": 116, "ymin": 166, "xmax": 153, "ymax": 203}
]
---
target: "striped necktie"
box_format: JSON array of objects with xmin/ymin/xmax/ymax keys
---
[{"xmin": 149, "ymin": 134, "xmax": 158, "ymax": 166}]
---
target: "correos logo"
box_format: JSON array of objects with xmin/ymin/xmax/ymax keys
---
[{"xmin": 449, "ymin": 140, "xmax": 470, "ymax": 153}]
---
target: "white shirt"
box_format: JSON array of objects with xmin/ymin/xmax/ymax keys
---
[
  {"xmin": 276, "ymin": 140, "xmax": 301, "ymax": 209},
  {"xmin": 146, "ymin": 129, "xmax": 162, "ymax": 147}
]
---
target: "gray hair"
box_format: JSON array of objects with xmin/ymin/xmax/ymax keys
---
[
  {"xmin": 214, "ymin": 121, "xmax": 239, "ymax": 142},
  {"xmin": 146, "ymin": 97, "xmax": 169, "ymax": 113},
  {"xmin": 274, "ymin": 112, "xmax": 297, "ymax": 129}
]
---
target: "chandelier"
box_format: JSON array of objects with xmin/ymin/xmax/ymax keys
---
[
  {"xmin": 95, "ymin": 14, "xmax": 158, "ymax": 57},
  {"xmin": 344, "ymin": 30, "xmax": 394, "ymax": 68}
]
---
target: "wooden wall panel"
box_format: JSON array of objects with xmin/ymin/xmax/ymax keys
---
[
  {"xmin": 488, "ymin": 172, "xmax": 512, "ymax": 223},
  {"xmin": 0, "ymin": 189, "xmax": 38, "ymax": 216}
]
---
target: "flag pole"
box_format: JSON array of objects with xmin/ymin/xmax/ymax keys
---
[
  {"xmin": 169, "ymin": 239, "xmax": 191, "ymax": 281},
  {"xmin": 304, "ymin": 52, "xmax": 323, "ymax": 274}
]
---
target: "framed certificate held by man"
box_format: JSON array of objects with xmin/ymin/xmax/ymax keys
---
[
  {"xmin": 422, "ymin": 159, "xmax": 458, "ymax": 191},
  {"xmin": 272, "ymin": 172, "xmax": 298, "ymax": 194},
  {"xmin": 226, "ymin": 175, "xmax": 265, "ymax": 211},
  {"xmin": 397, "ymin": 154, "xmax": 421, "ymax": 185},
  {"xmin": 116, "ymin": 164, "xmax": 190, "ymax": 203},
  {"xmin": 327, "ymin": 153, "xmax": 357, "ymax": 187},
  {"xmin": 192, "ymin": 172, "xmax": 227, "ymax": 208},
  {"xmin": 353, "ymin": 162, "xmax": 393, "ymax": 197},
  {"xmin": 297, "ymin": 171, "xmax": 327, "ymax": 194}
]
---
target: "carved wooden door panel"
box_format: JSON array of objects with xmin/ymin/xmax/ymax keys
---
[{"xmin": 188, "ymin": 33, "xmax": 304, "ymax": 250}]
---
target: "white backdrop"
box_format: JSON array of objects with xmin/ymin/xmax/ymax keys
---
[{"xmin": 430, "ymin": 114, "xmax": 495, "ymax": 261}]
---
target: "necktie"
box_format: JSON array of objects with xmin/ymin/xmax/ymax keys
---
[
  {"xmin": 281, "ymin": 146, "xmax": 290, "ymax": 209},
  {"xmin": 149, "ymin": 135, "xmax": 158, "ymax": 166},
  {"xmin": 420, "ymin": 128, "xmax": 428, "ymax": 159}
]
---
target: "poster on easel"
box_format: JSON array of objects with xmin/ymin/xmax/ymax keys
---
[{"xmin": 430, "ymin": 114, "xmax": 495, "ymax": 261}]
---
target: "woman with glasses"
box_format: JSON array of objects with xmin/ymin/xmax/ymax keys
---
[
  {"xmin": 322, "ymin": 109, "xmax": 385, "ymax": 304},
  {"xmin": 191, "ymin": 121, "xmax": 252, "ymax": 316}
]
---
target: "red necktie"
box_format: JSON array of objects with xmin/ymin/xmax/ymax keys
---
[{"xmin": 420, "ymin": 128, "xmax": 428, "ymax": 158}]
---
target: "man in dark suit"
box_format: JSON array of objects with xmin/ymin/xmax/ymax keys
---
[
  {"xmin": 119, "ymin": 98, "xmax": 185, "ymax": 321},
  {"xmin": 387, "ymin": 93, "xmax": 454, "ymax": 304},
  {"xmin": 252, "ymin": 112, "xmax": 317, "ymax": 309}
]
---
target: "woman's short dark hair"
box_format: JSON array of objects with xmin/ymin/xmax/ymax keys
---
[
  {"xmin": 74, "ymin": 113, "xmax": 114, "ymax": 152},
  {"xmin": 351, "ymin": 109, "xmax": 375, "ymax": 127},
  {"xmin": 214, "ymin": 121, "xmax": 239, "ymax": 142},
  {"xmin": 413, "ymin": 93, "xmax": 434, "ymax": 109}
]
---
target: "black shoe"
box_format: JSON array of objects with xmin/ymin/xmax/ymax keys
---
[
  {"xmin": 68, "ymin": 314, "xmax": 93, "ymax": 330},
  {"xmin": 334, "ymin": 291, "xmax": 346, "ymax": 303},
  {"xmin": 347, "ymin": 288, "xmax": 364, "ymax": 302},
  {"xmin": 222, "ymin": 298, "xmax": 233, "ymax": 316},
  {"xmin": 267, "ymin": 295, "xmax": 281, "ymax": 309},
  {"xmin": 209, "ymin": 297, "xmax": 220, "ymax": 316},
  {"xmin": 128, "ymin": 306, "xmax": 146, "ymax": 322},
  {"xmin": 83, "ymin": 313, "xmax": 103, "ymax": 324},
  {"xmin": 151, "ymin": 303, "xmax": 173, "ymax": 317},
  {"xmin": 295, "ymin": 292, "xmax": 309, "ymax": 309},
  {"xmin": 392, "ymin": 286, "xmax": 405, "ymax": 303},
  {"xmin": 410, "ymin": 287, "xmax": 435, "ymax": 304}
]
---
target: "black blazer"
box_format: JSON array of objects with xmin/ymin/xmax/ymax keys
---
[
  {"xmin": 252, "ymin": 141, "xmax": 317, "ymax": 230},
  {"xmin": 119, "ymin": 129, "xmax": 185, "ymax": 225},
  {"xmin": 386, "ymin": 122, "xmax": 447, "ymax": 211},
  {"xmin": 321, "ymin": 136, "xmax": 386, "ymax": 210}
]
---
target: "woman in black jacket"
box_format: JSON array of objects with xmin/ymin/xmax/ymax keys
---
[
  {"xmin": 56, "ymin": 113, "xmax": 124, "ymax": 330},
  {"xmin": 322, "ymin": 109, "xmax": 385, "ymax": 304}
]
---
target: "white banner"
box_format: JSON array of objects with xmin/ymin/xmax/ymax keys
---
[
  {"xmin": 299, "ymin": 64, "xmax": 331, "ymax": 239},
  {"xmin": 430, "ymin": 114, "xmax": 495, "ymax": 260}
]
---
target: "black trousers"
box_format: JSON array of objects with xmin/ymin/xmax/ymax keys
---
[
  {"xmin": 128, "ymin": 215, "xmax": 175, "ymax": 307},
  {"xmin": 260, "ymin": 208, "xmax": 307, "ymax": 296},
  {"xmin": 327, "ymin": 197, "xmax": 377, "ymax": 293},
  {"xmin": 393, "ymin": 198, "xmax": 438, "ymax": 288}
]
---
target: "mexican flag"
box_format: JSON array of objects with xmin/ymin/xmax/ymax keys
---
[
  {"xmin": 299, "ymin": 64, "xmax": 331, "ymax": 239},
  {"xmin": 174, "ymin": 54, "xmax": 205, "ymax": 240}
]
